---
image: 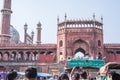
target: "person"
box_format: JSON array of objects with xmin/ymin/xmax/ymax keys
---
[
  {"xmin": 58, "ymin": 76, "xmax": 61, "ymax": 80},
  {"xmin": 72, "ymin": 73, "xmax": 80, "ymax": 80},
  {"xmin": 60, "ymin": 73, "xmax": 69, "ymax": 80},
  {"xmin": 43, "ymin": 77, "xmax": 47, "ymax": 80},
  {"xmin": 81, "ymin": 71, "xmax": 88, "ymax": 80},
  {"xmin": 25, "ymin": 67, "xmax": 37, "ymax": 80},
  {"xmin": 70, "ymin": 66, "xmax": 82, "ymax": 80},
  {"xmin": 7, "ymin": 69, "xmax": 18, "ymax": 80},
  {"xmin": 108, "ymin": 71, "xmax": 120, "ymax": 80},
  {"xmin": 49, "ymin": 74, "xmax": 59, "ymax": 80},
  {"xmin": 37, "ymin": 76, "xmax": 41, "ymax": 80}
]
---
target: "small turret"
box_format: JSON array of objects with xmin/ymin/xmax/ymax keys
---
[
  {"xmin": 36, "ymin": 22, "xmax": 42, "ymax": 44},
  {"xmin": 64, "ymin": 13, "xmax": 67, "ymax": 21},
  {"xmin": 31, "ymin": 31, "xmax": 34, "ymax": 42},
  {"xmin": 93, "ymin": 13, "xmax": 96, "ymax": 27},
  {"xmin": 93, "ymin": 13, "xmax": 96, "ymax": 20},
  {"xmin": 57, "ymin": 16, "xmax": 59, "ymax": 24},
  {"xmin": 24, "ymin": 23, "xmax": 28, "ymax": 43},
  {"xmin": 101, "ymin": 16, "xmax": 103, "ymax": 24},
  {"xmin": 24, "ymin": 23, "xmax": 28, "ymax": 31},
  {"xmin": 64, "ymin": 13, "xmax": 67, "ymax": 28}
]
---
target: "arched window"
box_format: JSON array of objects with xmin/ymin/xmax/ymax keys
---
[
  {"xmin": 47, "ymin": 51, "xmax": 53, "ymax": 54},
  {"xmin": 60, "ymin": 52, "xmax": 63, "ymax": 55},
  {"xmin": 98, "ymin": 40, "xmax": 101, "ymax": 46},
  {"xmin": 3, "ymin": 52, "xmax": 9, "ymax": 61},
  {"xmin": 59, "ymin": 40, "xmax": 63, "ymax": 47}
]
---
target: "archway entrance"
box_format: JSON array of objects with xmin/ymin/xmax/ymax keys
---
[{"xmin": 74, "ymin": 48, "xmax": 85, "ymax": 59}]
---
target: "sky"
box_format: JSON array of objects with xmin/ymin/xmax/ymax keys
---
[{"xmin": 0, "ymin": 0, "xmax": 120, "ymax": 44}]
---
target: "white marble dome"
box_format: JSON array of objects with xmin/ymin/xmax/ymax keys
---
[{"xmin": 10, "ymin": 25, "xmax": 20, "ymax": 44}]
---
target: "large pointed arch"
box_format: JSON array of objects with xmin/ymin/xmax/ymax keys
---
[
  {"xmin": 72, "ymin": 39, "xmax": 89, "ymax": 55},
  {"xmin": 73, "ymin": 48, "xmax": 85, "ymax": 59},
  {"xmin": 75, "ymin": 48, "xmax": 85, "ymax": 54}
]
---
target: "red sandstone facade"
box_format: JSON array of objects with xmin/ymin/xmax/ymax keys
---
[
  {"xmin": 0, "ymin": 0, "xmax": 120, "ymax": 73},
  {"xmin": 57, "ymin": 14, "xmax": 104, "ymax": 62}
]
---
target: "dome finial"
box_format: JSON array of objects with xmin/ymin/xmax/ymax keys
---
[
  {"xmin": 37, "ymin": 22, "xmax": 42, "ymax": 27},
  {"xmin": 57, "ymin": 16, "xmax": 59, "ymax": 24},
  {"xmin": 101, "ymin": 15, "xmax": 103, "ymax": 23},
  {"xmin": 24, "ymin": 23, "xmax": 28, "ymax": 27},
  {"xmin": 24, "ymin": 23, "xmax": 28, "ymax": 30},
  {"xmin": 65, "ymin": 13, "xmax": 67, "ymax": 21},
  {"xmin": 93, "ymin": 13, "xmax": 95, "ymax": 20}
]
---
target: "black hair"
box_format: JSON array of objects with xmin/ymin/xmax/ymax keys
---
[
  {"xmin": 81, "ymin": 71, "xmax": 87, "ymax": 79},
  {"xmin": 25, "ymin": 67, "xmax": 37, "ymax": 79},
  {"xmin": 7, "ymin": 70, "xmax": 18, "ymax": 80},
  {"xmin": 109, "ymin": 71, "xmax": 120, "ymax": 80},
  {"xmin": 76, "ymin": 66, "xmax": 79, "ymax": 70},
  {"xmin": 60, "ymin": 73, "xmax": 69, "ymax": 80},
  {"xmin": 58, "ymin": 76, "xmax": 61, "ymax": 80},
  {"xmin": 73, "ymin": 73, "xmax": 80, "ymax": 80}
]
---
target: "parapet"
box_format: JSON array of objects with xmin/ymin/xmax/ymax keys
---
[{"xmin": 57, "ymin": 15, "xmax": 103, "ymax": 30}]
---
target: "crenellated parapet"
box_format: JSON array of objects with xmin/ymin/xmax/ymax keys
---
[
  {"xmin": 57, "ymin": 14, "xmax": 103, "ymax": 30},
  {"xmin": 58, "ymin": 20, "xmax": 103, "ymax": 29}
]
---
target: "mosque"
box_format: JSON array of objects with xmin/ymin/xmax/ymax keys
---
[{"xmin": 0, "ymin": 0, "xmax": 120, "ymax": 73}]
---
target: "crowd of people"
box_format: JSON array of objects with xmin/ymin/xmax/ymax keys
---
[
  {"xmin": 7, "ymin": 67, "xmax": 37, "ymax": 80},
  {"xmin": 6, "ymin": 66, "xmax": 120, "ymax": 80}
]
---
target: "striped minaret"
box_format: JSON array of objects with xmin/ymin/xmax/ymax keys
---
[
  {"xmin": 0, "ymin": 0, "xmax": 12, "ymax": 45},
  {"xmin": 36, "ymin": 22, "xmax": 42, "ymax": 44}
]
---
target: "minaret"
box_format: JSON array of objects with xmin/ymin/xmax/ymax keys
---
[
  {"xmin": 24, "ymin": 23, "xmax": 28, "ymax": 44},
  {"xmin": 31, "ymin": 31, "xmax": 34, "ymax": 44},
  {"xmin": 36, "ymin": 22, "xmax": 42, "ymax": 44},
  {"xmin": 0, "ymin": 0, "xmax": 12, "ymax": 44}
]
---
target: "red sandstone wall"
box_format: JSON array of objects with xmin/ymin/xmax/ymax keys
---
[
  {"xmin": 39, "ymin": 54, "xmax": 55, "ymax": 63},
  {"xmin": 106, "ymin": 54, "xmax": 120, "ymax": 62}
]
